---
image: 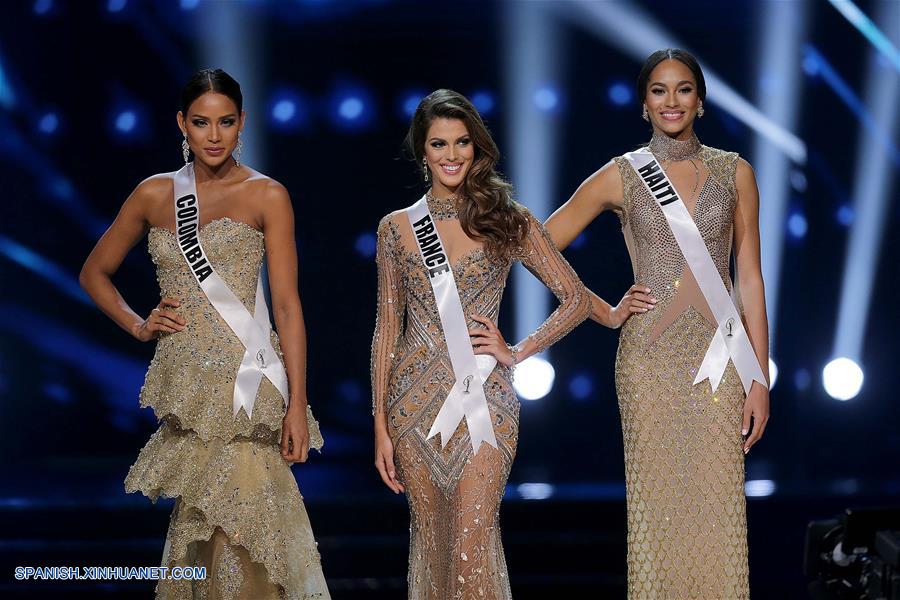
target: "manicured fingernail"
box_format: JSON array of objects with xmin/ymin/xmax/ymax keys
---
[
  {"xmin": 651, "ymin": 298, "xmax": 658, "ymax": 303},
  {"xmin": 645, "ymin": 288, "xmax": 651, "ymax": 292},
  {"xmin": 744, "ymin": 448, "xmax": 749, "ymax": 454},
  {"xmin": 741, "ymin": 428, "xmax": 748, "ymax": 436}
]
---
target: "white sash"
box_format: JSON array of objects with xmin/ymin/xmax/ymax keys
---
[
  {"xmin": 406, "ymin": 196, "xmax": 498, "ymax": 454},
  {"xmin": 172, "ymin": 162, "xmax": 289, "ymax": 417},
  {"xmin": 623, "ymin": 148, "xmax": 768, "ymax": 395}
]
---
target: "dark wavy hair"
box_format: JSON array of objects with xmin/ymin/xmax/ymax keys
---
[
  {"xmin": 405, "ymin": 89, "xmax": 528, "ymax": 258},
  {"xmin": 636, "ymin": 49, "xmax": 707, "ymax": 105},
  {"xmin": 180, "ymin": 68, "xmax": 243, "ymax": 114}
]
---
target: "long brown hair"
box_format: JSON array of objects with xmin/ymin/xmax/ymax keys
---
[{"xmin": 405, "ymin": 89, "xmax": 528, "ymax": 258}]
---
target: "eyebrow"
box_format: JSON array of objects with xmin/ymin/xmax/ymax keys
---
[
  {"xmin": 427, "ymin": 135, "xmax": 470, "ymax": 142},
  {"xmin": 650, "ymin": 80, "xmax": 695, "ymax": 86},
  {"xmin": 190, "ymin": 113, "xmax": 238, "ymax": 119}
]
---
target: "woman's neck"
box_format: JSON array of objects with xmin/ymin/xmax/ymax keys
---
[{"xmin": 194, "ymin": 157, "xmax": 238, "ymax": 184}]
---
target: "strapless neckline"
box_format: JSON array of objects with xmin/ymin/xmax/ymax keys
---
[{"xmin": 149, "ymin": 216, "xmax": 263, "ymax": 238}]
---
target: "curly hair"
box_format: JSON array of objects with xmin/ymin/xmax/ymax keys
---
[{"xmin": 405, "ymin": 89, "xmax": 528, "ymax": 258}]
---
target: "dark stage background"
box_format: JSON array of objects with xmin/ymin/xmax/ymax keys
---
[{"xmin": 1, "ymin": 0, "xmax": 898, "ymax": 597}]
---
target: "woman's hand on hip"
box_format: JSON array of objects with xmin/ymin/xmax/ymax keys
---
[{"xmin": 133, "ymin": 297, "xmax": 186, "ymax": 341}]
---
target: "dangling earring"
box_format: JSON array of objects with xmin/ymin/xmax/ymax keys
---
[
  {"xmin": 698, "ymin": 102, "xmax": 705, "ymax": 118},
  {"xmin": 422, "ymin": 156, "xmax": 429, "ymax": 182},
  {"xmin": 642, "ymin": 105, "xmax": 650, "ymax": 122},
  {"xmin": 182, "ymin": 133, "xmax": 190, "ymax": 163},
  {"xmin": 233, "ymin": 132, "xmax": 243, "ymax": 167}
]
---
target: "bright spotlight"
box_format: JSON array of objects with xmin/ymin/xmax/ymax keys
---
[
  {"xmin": 745, "ymin": 479, "xmax": 776, "ymax": 497},
  {"xmin": 787, "ymin": 212, "xmax": 807, "ymax": 239},
  {"xmin": 517, "ymin": 482, "xmax": 555, "ymax": 500},
  {"xmin": 607, "ymin": 81, "xmax": 632, "ymax": 106},
  {"xmin": 823, "ymin": 358, "xmax": 864, "ymax": 401},
  {"xmin": 513, "ymin": 356, "xmax": 555, "ymax": 400},
  {"xmin": 532, "ymin": 86, "xmax": 559, "ymax": 112},
  {"xmin": 768, "ymin": 358, "xmax": 778, "ymax": 389},
  {"xmin": 470, "ymin": 90, "xmax": 495, "ymax": 115}
]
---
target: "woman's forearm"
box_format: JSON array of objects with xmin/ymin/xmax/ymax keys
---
[
  {"xmin": 273, "ymin": 300, "xmax": 309, "ymax": 411},
  {"xmin": 589, "ymin": 291, "xmax": 615, "ymax": 327},
  {"xmin": 739, "ymin": 276, "xmax": 771, "ymax": 384},
  {"xmin": 79, "ymin": 268, "xmax": 144, "ymax": 338}
]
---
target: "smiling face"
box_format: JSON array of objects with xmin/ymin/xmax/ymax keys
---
[
  {"xmin": 423, "ymin": 117, "xmax": 475, "ymax": 196},
  {"xmin": 643, "ymin": 59, "xmax": 701, "ymax": 138},
  {"xmin": 177, "ymin": 91, "xmax": 245, "ymax": 168}
]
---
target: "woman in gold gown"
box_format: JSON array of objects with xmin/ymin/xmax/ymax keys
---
[
  {"xmin": 545, "ymin": 50, "xmax": 771, "ymax": 598},
  {"xmin": 370, "ymin": 89, "xmax": 591, "ymax": 599},
  {"xmin": 80, "ymin": 69, "xmax": 329, "ymax": 599}
]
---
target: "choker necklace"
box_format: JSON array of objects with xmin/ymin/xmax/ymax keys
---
[
  {"xmin": 649, "ymin": 131, "xmax": 702, "ymax": 202},
  {"xmin": 649, "ymin": 130, "xmax": 701, "ymax": 162}
]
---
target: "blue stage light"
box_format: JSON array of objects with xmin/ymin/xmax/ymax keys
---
[
  {"xmin": 329, "ymin": 86, "xmax": 374, "ymax": 131},
  {"xmin": 517, "ymin": 482, "xmax": 555, "ymax": 500},
  {"xmin": 115, "ymin": 110, "xmax": 137, "ymax": 134},
  {"xmin": 513, "ymin": 356, "xmax": 555, "ymax": 400},
  {"xmin": 339, "ymin": 97, "xmax": 363, "ymax": 120},
  {"xmin": 793, "ymin": 368, "xmax": 811, "ymax": 391},
  {"xmin": 608, "ymin": 81, "xmax": 632, "ymax": 106},
  {"xmin": 43, "ymin": 382, "xmax": 72, "ymax": 404},
  {"xmin": 180, "ymin": 0, "xmax": 200, "ymax": 9},
  {"xmin": 787, "ymin": 212, "xmax": 807, "ymax": 239},
  {"xmin": 533, "ymin": 85, "xmax": 559, "ymax": 112},
  {"xmin": 38, "ymin": 112, "xmax": 58, "ymax": 135},
  {"xmin": 400, "ymin": 91, "xmax": 426, "ymax": 118},
  {"xmin": 0, "ymin": 56, "xmax": 15, "ymax": 109},
  {"xmin": 470, "ymin": 90, "xmax": 495, "ymax": 116},
  {"xmin": 106, "ymin": 0, "xmax": 127, "ymax": 13},
  {"xmin": 790, "ymin": 170, "xmax": 808, "ymax": 193},
  {"xmin": 568, "ymin": 374, "xmax": 593, "ymax": 401},
  {"xmin": 836, "ymin": 204, "xmax": 854, "ymax": 226},
  {"xmin": 273, "ymin": 100, "xmax": 295, "ymax": 123},
  {"xmin": 267, "ymin": 89, "xmax": 307, "ymax": 132},
  {"xmin": 33, "ymin": 0, "xmax": 52, "ymax": 15},
  {"xmin": 354, "ymin": 232, "xmax": 377, "ymax": 258}
]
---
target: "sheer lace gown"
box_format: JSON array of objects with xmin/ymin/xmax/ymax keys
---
[
  {"xmin": 371, "ymin": 193, "xmax": 591, "ymax": 599},
  {"xmin": 613, "ymin": 133, "xmax": 751, "ymax": 598},
  {"xmin": 124, "ymin": 217, "xmax": 330, "ymax": 599}
]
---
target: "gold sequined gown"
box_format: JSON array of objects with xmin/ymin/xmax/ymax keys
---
[
  {"xmin": 613, "ymin": 133, "xmax": 750, "ymax": 598},
  {"xmin": 371, "ymin": 193, "xmax": 591, "ymax": 599},
  {"xmin": 124, "ymin": 217, "xmax": 330, "ymax": 599}
]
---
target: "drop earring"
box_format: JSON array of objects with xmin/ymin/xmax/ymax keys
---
[
  {"xmin": 642, "ymin": 105, "xmax": 650, "ymax": 122},
  {"xmin": 234, "ymin": 132, "xmax": 243, "ymax": 167},
  {"xmin": 182, "ymin": 133, "xmax": 190, "ymax": 163},
  {"xmin": 422, "ymin": 156, "xmax": 429, "ymax": 182},
  {"xmin": 698, "ymin": 102, "xmax": 705, "ymax": 118}
]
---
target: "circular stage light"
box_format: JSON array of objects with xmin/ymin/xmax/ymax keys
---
[
  {"xmin": 115, "ymin": 110, "xmax": 137, "ymax": 133},
  {"xmin": 513, "ymin": 356, "xmax": 555, "ymax": 400},
  {"xmin": 38, "ymin": 112, "xmax": 58, "ymax": 134},
  {"xmin": 470, "ymin": 90, "xmax": 495, "ymax": 116},
  {"xmin": 272, "ymin": 99, "xmax": 296, "ymax": 123},
  {"xmin": 822, "ymin": 357, "xmax": 864, "ymax": 401},
  {"xmin": 608, "ymin": 82, "xmax": 632, "ymax": 106},
  {"xmin": 533, "ymin": 86, "xmax": 559, "ymax": 112},
  {"xmin": 568, "ymin": 373, "xmax": 593, "ymax": 401},
  {"xmin": 787, "ymin": 212, "xmax": 807, "ymax": 239}
]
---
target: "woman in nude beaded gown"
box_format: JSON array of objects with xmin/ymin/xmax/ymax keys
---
[
  {"xmin": 80, "ymin": 69, "xmax": 329, "ymax": 599},
  {"xmin": 371, "ymin": 89, "xmax": 591, "ymax": 599},
  {"xmin": 545, "ymin": 50, "xmax": 771, "ymax": 598}
]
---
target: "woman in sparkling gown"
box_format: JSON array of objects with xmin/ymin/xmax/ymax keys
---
[
  {"xmin": 545, "ymin": 50, "xmax": 771, "ymax": 598},
  {"xmin": 370, "ymin": 89, "xmax": 591, "ymax": 599},
  {"xmin": 80, "ymin": 68, "xmax": 330, "ymax": 599}
]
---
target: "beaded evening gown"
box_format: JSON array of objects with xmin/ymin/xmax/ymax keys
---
[
  {"xmin": 371, "ymin": 193, "xmax": 591, "ymax": 599},
  {"xmin": 124, "ymin": 217, "xmax": 330, "ymax": 599},
  {"xmin": 613, "ymin": 132, "xmax": 750, "ymax": 598}
]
